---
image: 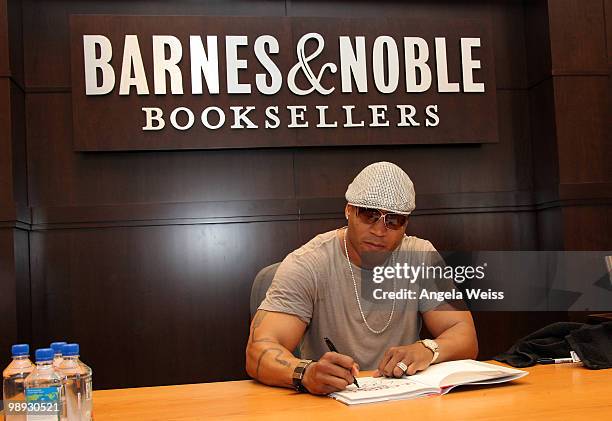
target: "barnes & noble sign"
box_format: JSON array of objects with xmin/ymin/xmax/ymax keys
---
[{"xmin": 70, "ymin": 15, "xmax": 498, "ymax": 150}]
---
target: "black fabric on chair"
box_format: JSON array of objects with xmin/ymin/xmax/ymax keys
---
[
  {"xmin": 250, "ymin": 262, "xmax": 281, "ymax": 319},
  {"xmin": 495, "ymin": 321, "xmax": 612, "ymax": 369}
]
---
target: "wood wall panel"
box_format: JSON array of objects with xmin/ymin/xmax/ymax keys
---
[
  {"xmin": 524, "ymin": 0, "xmax": 552, "ymax": 87},
  {"xmin": 529, "ymin": 78, "xmax": 559, "ymax": 199},
  {"xmin": 31, "ymin": 199, "xmax": 300, "ymax": 229},
  {"xmin": 408, "ymin": 212, "xmax": 538, "ymax": 252},
  {"xmin": 536, "ymin": 207, "xmax": 564, "ymax": 250},
  {"xmin": 29, "ymin": 221, "xmax": 300, "ymax": 389},
  {"xmin": 1, "ymin": 79, "xmax": 28, "ymax": 223},
  {"xmin": 0, "ymin": 0, "xmax": 8, "ymax": 77},
  {"xmin": 486, "ymin": 0, "xmax": 528, "ymax": 90},
  {"xmin": 548, "ymin": 0, "xmax": 608, "ymax": 74},
  {"xmin": 294, "ymin": 91, "xmax": 531, "ymax": 199},
  {"xmin": 14, "ymin": 228, "xmax": 31, "ymax": 345},
  {"xmin": 297, "ymin": 218, "xmax": 345, "ymax": 246},
  {"xmin": 554, "ymin": 76, "xmax": 611, "ymax": 184},
  {"xmin": 0, "ymin": 229, "xmax": 18, "ymax": 363},
  {"xmin": 9, "ymin": 80, "xmax": 27, "ymax": 212},
  {"xmin": 607, "ymin": 0, "xmax": 612, "ymax": 63},
  {"xmin": 6, "ymin": 0, "xmax": 23, "ymax": 86},
  {"xmin": 26, "ymin": 93, "xmax": 295, "ymax": 208},
  {"xmin": 0, "ymin": 78, "xmax": 12, "ymax": 210},
  {"xmin": 1, "ymin": 0, "xmax": 26, "ymax": 371},
  {"xmin": 562, "ymin": 205, "xmax": 612, "ymax": 250}
]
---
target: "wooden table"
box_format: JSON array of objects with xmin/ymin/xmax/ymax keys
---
[{"xmin": 10, "ymin": 362, "xmax": 611, "ymax": 420}]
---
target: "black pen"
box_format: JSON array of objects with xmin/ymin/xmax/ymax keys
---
[{"xmin": 324, "ymin": 337, "xmax": 360, "ymax": 388}]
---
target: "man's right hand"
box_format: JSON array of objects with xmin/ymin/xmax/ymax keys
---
[{"xmin": 301, "ymin": 352, "xmax": 360, "ymax": 395}]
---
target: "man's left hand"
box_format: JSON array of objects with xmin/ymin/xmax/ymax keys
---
[{"xmin": 374, "ymin": 343, "xmax": 434, "ymax": 378}]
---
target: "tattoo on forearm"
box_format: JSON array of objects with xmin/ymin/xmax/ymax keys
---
[
  {"xmin": 255, "ymin": 347, "xmax": 290, "ymax": 379},
  {"xmin": 249, "ymin": 312, "xmax": 272, "ymax": 347},
  {"xmin": 252, "ymin": 311, "xmax": 268, "ymax": 331}
]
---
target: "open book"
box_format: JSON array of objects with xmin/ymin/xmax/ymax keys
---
[{"xmin": 330, "ymin": 359, "xmax": 528, "ymax": 405}]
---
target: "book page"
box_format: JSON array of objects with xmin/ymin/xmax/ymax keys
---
[
  {"xmin": 329, "ymin": 361, "xmax": 527, "ymax": 405},
  {"xmin": 330, "ymin": 377, "xmax": 438, "ymax": 404},
  {"xmin": 406, "ymin": 360, "xmax": 525, "ymax": 388}
]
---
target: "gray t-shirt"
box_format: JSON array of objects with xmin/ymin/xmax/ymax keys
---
[{"xmin": 259, "ymin": 228, "xmax": 446, "ymax": 370}]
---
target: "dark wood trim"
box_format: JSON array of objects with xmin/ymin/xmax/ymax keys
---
[
  {"xmin": 536, "ymin": 199, "xmax": 612, "ymax": 211},
  {"xmin": 30, "ymin": 215, "xmax": 300, "ymax": 230},
  {"xmin": 0, "ymin": 221, "xmax": 29, "ymax": 230},
  {"xmin": 535, "ymin": 183, "xmax": 612, "ymax": 204},
  {"xmin": 0, "ymin": 74, "xmax": 25, "ymax": 91},
  {"xmin": 24, "ymin": 186, "xmax": 612, "ymax": 229},
  {"xmin": 527, "ymin": 75, "xmax": 553, "ymax": 91},
  {"xmin": 31, "ymin": 199, "xmax": 299, "ymax": 227},
  {"xmin": 10, "ymin": 75, "xmax": 24, "ymax": 92},
  {"xmin": 24, "ymin": 191, "xmax": 537, "ymax": 229},
  {"xmin": 32, "ymin": 191, "xmax": 538, "ymax": 228}
]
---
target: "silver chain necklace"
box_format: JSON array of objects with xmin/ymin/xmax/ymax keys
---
[{"xmin": 343, "ymin": 228, "xmax": 396, "ymax": 334}]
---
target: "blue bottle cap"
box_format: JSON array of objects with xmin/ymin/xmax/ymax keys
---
[
  {"xmin": 35, "ymin": 348, "xmax": 54, "ymax": 362},
  {"xmin": 62, "ymin": 343, "xmax": 80, "ymax": 357},
  {"xmin": 50, "ymin": 342, "xmax": 67, "ymax": 354},
  {"xmin": 11, "ymin": 344, "xmax": 29, "ymax": 357}
]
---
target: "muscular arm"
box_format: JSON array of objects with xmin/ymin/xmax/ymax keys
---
[
  {"xmin": 246, "ymin": 310, "xmax": 358, "ymax": 394},
  {"xmin": 376, "ymin": 308, "xmax": 478, "ymax": 377},
  {"xmin": 422, "ymin": 309, "xmax": 478, "ymax": 362},
  {"xmin": 245, "ymin": 310, "xmax": 306, "ymax": 388}
]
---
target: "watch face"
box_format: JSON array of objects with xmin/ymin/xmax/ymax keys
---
[
  {"xmin": 293, "ymin": 360, "xmax": 313, "ymax": 392},
  {"xmin": 424, "ymin": 339, "xmax": 438, "ymax": 351},
  {"xmin": 293, "ymin": 359, "xmax": 312, "ymax": 380}
]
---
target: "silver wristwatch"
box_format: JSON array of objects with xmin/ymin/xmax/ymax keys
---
[
  {"xmin": 292, "ymin": 359, "xmax": 314, "ymax": 392},
  {"xmin": 418, "ymin": 339, "xmax": 440, "ymax": 363}
]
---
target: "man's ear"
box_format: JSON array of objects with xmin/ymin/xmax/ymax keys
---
[
  {"xmin": 403, "ymin": 215, "xmax": 410, "ymax": 231},
  {"xmin": 345, "ymin": 204, "xmax": 352, "ymax": 220}
]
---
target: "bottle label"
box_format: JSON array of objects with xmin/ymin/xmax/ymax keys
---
[{"xmin": 24, "ymin": 387, "xmax": 61, "ymax": 421}]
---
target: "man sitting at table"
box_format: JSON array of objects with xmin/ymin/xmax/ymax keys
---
[{"xmin": 246, "ymin": 162, "xmax": 478, "ymax": 395}]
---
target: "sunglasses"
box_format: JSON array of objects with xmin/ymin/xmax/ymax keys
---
[{"xmin": 355, "ymin": 207, "xmax": 408, "ymax": 230}]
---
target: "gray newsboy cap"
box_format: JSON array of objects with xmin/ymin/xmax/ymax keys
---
[{"xmin": 345, "ymin": 162, "xmax": 416, "ymax": 215}]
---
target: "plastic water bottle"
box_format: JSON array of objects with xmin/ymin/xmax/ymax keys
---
[
  {"xmin": 24, "ymin": 348, "xmax": 62, "ymax": 421},
  {"xmin": 2, "ymin": 344, "xmax": 35, "ymax": 420},
  {"xmin": 58, "ymin": 344, "xmax": 92, "ymax": 421},
  {"xmin": 50, "ymin": 343, "xmax": 67, "ymax": 370}
]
